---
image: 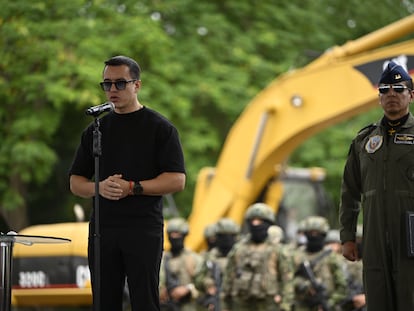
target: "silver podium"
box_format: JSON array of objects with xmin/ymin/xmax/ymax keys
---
[{"xmin": 0, "ymin": 231, "xmax": 71, "ymax": 311}]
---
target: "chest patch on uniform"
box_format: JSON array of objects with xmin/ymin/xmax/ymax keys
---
[
  {"xmin": 365, "ymin": 135, "xmax": 383, "ymax": 153},
  {"xmin": 394, "ymin": 133, "xmax": 414, "ymax": 144}
]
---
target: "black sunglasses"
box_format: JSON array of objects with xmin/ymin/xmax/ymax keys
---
[
  {"xmin": 100, "ymin": 79, "xmax": 137, "ymax": 91},
  {"xmin": 378, "ymin": 84, "xmax": 410, "ymax": 94}
]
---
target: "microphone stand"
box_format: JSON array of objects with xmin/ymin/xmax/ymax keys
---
[{"xmin": 92, "ymin": 116, "xmax": 102, "ymax": 311}]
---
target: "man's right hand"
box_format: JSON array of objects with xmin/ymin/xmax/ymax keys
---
[
  {"xmin": 100, "ymin": 174, "xmax": 124, "ymax": 200},
  {"xmin": 342, "ymin": 241, "xmax": 359, "ymax": 261}
]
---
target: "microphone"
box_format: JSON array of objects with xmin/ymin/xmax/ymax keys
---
[{"xmin": 85, "ymin": 102, "xmax": 114, "ymax": 117}]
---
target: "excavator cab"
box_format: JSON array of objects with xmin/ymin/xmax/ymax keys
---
[
  {"xmin": 237, "ymin": 166, "xmax": 334, "ymax": 243},
  {"xmin": 8, "ymin": 14, "xmax": 414, "ymax": 308},
  {"xmin": 272, "ymin": 167, "xmax": 334, "ymax": 242}
]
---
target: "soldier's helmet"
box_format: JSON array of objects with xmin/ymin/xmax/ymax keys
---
[
  {"xmin": 167, "ymin": 217, "xmax": 189, "ymax": 235},
  {"xmin": 204, "ymin": 223, "xmax": 217, "ymax": 238},
  {"xmin": 216, "ymin": 218, "xmax": 240, "ymax": 235},
  {"xmin": 356, "ymin": 224, "xmax": 363, "ymax": 238},
  {"xmin": 245, "ymin": 203, "xmax": 275, "ymax": 223},
  {"xmin": 325, "ymin": 229, "xmax": 340, "ymax": 244},
  {"xmin": 301, "ymin": 216, "xmax": 330, "ymax": 234},
  {"xmin": 267, "ymin": 225, "xmax": 284, "ymax": 243},
  {"xmin": 297, "ymin": 218, "xmax": 306, "ymax": 233}
]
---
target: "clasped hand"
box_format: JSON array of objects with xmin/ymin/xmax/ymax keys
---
[{"xmin": 99, "ymin": 174, "xmax": 129, "ymax": 200}]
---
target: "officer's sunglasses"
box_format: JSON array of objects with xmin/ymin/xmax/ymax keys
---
[
  {"xmin": 378, "ymin": 84, "xmax": 410, "ymax": 94},
  {"xmin": 100, "ymin": 79, "xmax": 137, "ymax": 91}
]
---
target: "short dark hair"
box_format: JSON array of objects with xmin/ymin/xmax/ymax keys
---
[{"xmin": 104, "ymin": 55, "xmax": 141, "ymax": 80}]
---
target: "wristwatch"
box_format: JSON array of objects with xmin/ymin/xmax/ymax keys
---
[{"xmin": 133, "ymin": 181, "xmax": 144, "ymax": 195}]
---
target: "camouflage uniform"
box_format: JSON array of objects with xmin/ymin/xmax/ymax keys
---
[
  {"xmin": 160, "ymin": 218, "xmax": 203, "ymax": 311},
  {"xmin": 267, "ymin": 225, "xmax": 285, "ymax": 245},
  {"xmin": 195, "ymin": 218, "xmax": 240, "ymax": 310},
  {"xmin": 342, "ymin": 225, "xmax": 366, "ymax": 311},
  {"xmin": 292, "ymin": 216, "xmax": 347, "ymax": 311},
  {"xmin": 222, "ymin": 203, "xmax": 294, "ymax": 311},
  {"xmin": 202, "ymin": 223, "xmax": 218, "ymax": 253}
]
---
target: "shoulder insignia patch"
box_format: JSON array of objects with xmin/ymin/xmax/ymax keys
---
[{"xmin": 365, "ymin": 135, "xmax": 383, "ymax": 153}]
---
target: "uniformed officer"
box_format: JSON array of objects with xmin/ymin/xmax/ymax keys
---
[
  {"xmin": 339, "ymin": 60, "xmax": 414, "ymax": 310},
  {"xmin": 222, "ymin": 203, "xmax": 294, "ymax": 311},
  {"xmin": 292, "ymin": 216, "xmax": 347, "ymax": 311},
  {"xmin": 160, "ymin": 218, "xmax": 203, "ymax": 311}
]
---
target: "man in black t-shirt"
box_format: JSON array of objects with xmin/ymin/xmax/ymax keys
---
[{"xmin": 69, "ymin": 55, "xmax": 186, "ymax": 311}]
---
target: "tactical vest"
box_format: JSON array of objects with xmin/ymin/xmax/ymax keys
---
[{"xmin": 230, "ymin": 241, "xmax": 280, "ymax": 298}]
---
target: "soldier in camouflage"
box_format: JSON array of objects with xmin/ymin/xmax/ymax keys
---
[
  {"xmin": 222, "ymin": 203, "xmax": 294, "ymax": 311},
  {"xmin": 267, "ymin": 225, "xmax": 285, "ymax": 246},
  {"xmin": 203, "ymin": 223, "xmax": 218, "ymax": 252},
  {"xmin": 342, "ymin": 225, "xmax": 366, "ymax": 311},
  {"xmin": 195, "ymin": 218, "xmax": 240, "ymax": 310},
  {"xmin": 160, "ymin": 218, "xmax": 203, "ymax": 311},
  {"xmin": 292, "ymin": 216, "xmax": 347, "ymax": 311}
]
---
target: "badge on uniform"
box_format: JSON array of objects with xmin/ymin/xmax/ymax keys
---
[
  {"xmin": 394, "ymin": 134, "xmax": 414, "ymax": 144},
  {"xmin": 406, "ymin": 211, "xmax": 414, "ymax": 258},
  {"xmin": 365, "ymin": 135, "xmax": 383, "ymax": 153}
]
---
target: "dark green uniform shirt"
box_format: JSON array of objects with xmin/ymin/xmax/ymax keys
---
[{"xmin": 339, "ymin": 113, "xmax": 414, "ymax": 311}]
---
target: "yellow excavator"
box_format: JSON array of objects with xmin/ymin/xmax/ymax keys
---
[
  {"xmin": 185, "ymin": 14, "xmax": 414, "ymax": 251},
  {"xmin": 10, "ymin": 14, "xmax": 414, "ymax": 307}
]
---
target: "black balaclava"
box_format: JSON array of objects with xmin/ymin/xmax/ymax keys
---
[
  {"xmin": 249, "ymin": 221, "xmax": 271, "ymax": 243},
  {"xmin": 305, "ymin": 232, "xmax": 326, "ymax": 253},
  {"xmin": 207, "ymin": 238, "xmax": 217, "ymax": 251},
  {"xmin": 216, "ymin": 234, "xmax": 236, "ymax": 256},
  {"xmin": 169, "ymin": 235, "xmax": 185, "ymax": 256}
]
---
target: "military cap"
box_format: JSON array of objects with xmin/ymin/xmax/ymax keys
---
[{"xmin": 379, "ymin": 60, "xmax": 412, "ymax": 84}]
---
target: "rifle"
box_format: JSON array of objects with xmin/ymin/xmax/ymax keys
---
[
  {"xmin": 206, "ymin": 260, "xmax": 221, "ymax": 311},
  {"xmin": 340, "ymin": 276, "xmax": 365, "ymax": 311},
  {"xmin": 162, "ymin": 254, "xmax": 180, "ymax": 311},
  {"xmin": 197, "ymin": 259, "xmax": 222, "ymax": 310},
  {"xmin": 295, "ymin": 249, "xmax": 332, "ymax": 311}
]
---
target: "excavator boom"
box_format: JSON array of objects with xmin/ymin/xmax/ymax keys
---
[
  {"xmin": 11, "ymin": 15, "xmax": 414, "ymax": 307},
  {"xmin": 186, "ymin": 15, "xmax": 414, "ymax": 251}
]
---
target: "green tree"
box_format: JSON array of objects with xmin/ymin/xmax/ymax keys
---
[
  {"xmin": 0, "ymin": 0, "xmax": 173, "ymax": 228},
  {"xmin": 0, "ymin": 0, "xmax": 412, "ymax": 230}
]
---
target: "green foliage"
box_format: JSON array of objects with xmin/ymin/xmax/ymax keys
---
[
  {"xmin": 0, "ymin": 0, "xmax": 413, "ymax": 228},
  {"xmin": 289, "ymin": 110, "xmax": 382, "ymax": 208}
]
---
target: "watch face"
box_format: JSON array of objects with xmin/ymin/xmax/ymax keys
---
[{"xmin": 134, "ymin": 182, "xmax": 143, "ymax": 195}]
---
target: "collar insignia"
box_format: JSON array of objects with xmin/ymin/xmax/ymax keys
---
[
  {"xmin": 365, "ymin": 135, "xmax": 383, "ymax": 153},
  {"xmin": 394, "ymin": 134, "xmax": 414, "ymax": 144}
]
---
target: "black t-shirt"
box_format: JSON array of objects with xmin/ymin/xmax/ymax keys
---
[{"xmin": 69, "ymin": 107, "xmax": 186, "ymax": 227}]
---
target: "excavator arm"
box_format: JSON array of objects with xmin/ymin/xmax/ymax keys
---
[
  {"xmin": 10, "ymin": 15, "xmax": 414, "ymax": 308},
  {"xmin": 186, "ymin": 15, "xmax": 414, "ymax": 251}
]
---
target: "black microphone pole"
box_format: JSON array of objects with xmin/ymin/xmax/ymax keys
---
[
  {"xmin": 92, "ymin": 116, "xmax": 101, "ymax": 311},
  {"xmin": 85, "ymin": 102, "xmax": 113, "ymax": 311}
]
